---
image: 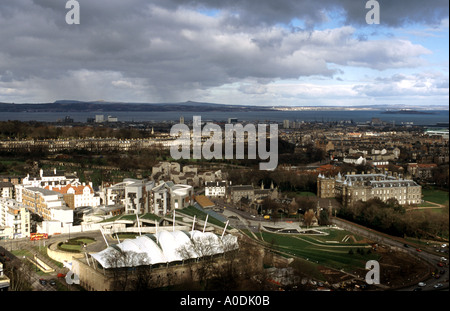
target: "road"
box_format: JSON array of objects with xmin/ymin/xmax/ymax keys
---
[
  {"xmin": 213, "ymin": 198, "xmax": 449, "ymax": 291},
  {"xmin": 0, "ymin": 230, "xmax": 112, "ymax": 291},
  {"xmin": 331, "ymin": 217, "xmax": 449, "ymax": 291}
]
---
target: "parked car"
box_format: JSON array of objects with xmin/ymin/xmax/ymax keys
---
[
  {"xmin": 418, "ymin": 282, "xmax": 426, "ymax": 287},
  {"xmin": 434, "ymin": 283, "xmax": 443, "ymax": 289},
  {"xmin": 39, "ymin": 279, "xmax": 47, "ymax": 285}
]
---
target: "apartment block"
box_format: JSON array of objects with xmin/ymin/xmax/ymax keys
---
[
  {"xmin": 21, "ymin": 187, "xmax": 73, "ymax": 224},
  {"xmin": 0, "ymin": 198, "xmax": 30, "ymax": 239},
  {"xmin": 45, "ymin": 183, "xmax": 100, "ymax": 209},
  {"xmin": 0, "ymin": 182, "xmax": 14, "ymax": 199}
]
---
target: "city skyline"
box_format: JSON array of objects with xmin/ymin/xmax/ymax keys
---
[{"xmin": 0, "ymin": 0, "xmax": 448, "ymax": 107}]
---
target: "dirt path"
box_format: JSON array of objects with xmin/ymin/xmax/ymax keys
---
[{"xmin": 409, "ymin": 201, "xmax": 446, "ymax": 210}]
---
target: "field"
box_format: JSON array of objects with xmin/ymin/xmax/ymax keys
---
[
  {"xmin": 58, "ymin": 237, "xmax": 96, "ymax": 253},
  {"xmin": 422, "ymin": 189, "xmax": 449, "ymax": 206},
  {"xmin": 177, "ymin": 206, "xmax": 227, "ymax": 228},
  {"xmin": 254, "ymin": 228, "xmax": 379, "ymax": 273}
]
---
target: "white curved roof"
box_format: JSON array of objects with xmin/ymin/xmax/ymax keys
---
[
  {"xmin": 222, "ymin": 234, "xmax": 239, "ymax": 251},
  {"xmin": 118, "ymin": 239, "xmax": 142, "ymax": 253},
  {"xmin": 91, "ymin": 247, "xmax": 121, "ymax": 268},
  {"xmin": 155, "ymin": 230, "xmax": 186, "ymax": 262},
  {"xmin": 189, "ymin": 230, "xmax": 223, "ymax": 256},
  {"xmin": 91, "ymin": 229, "xmax": 239, "ymax": 269},
  {"xmin": 133, "ymin": 235, "xmax": 167, "ymax": 265},
  {"xmin": 171, "ymin": 184, "xmax": 192, "ymax": 196}
]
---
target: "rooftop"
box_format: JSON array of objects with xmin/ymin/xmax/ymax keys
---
[
  {"xmin": 194, "ymin": 195, "xmax": 215, "ymax": 208},
  {"xmin": 25, "ymin": 187, "xmax": 62, "ymax": 196},
  {"xmin": 90, "ymin": 230, "xmax": 238, "ymax": 268}
]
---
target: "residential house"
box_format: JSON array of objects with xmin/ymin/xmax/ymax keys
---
[{"xmin": 45, "ymin": 183, "xmax": 100, "ymax": 210}]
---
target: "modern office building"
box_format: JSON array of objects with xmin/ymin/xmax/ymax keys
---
[{"xmin": 101, "ymin": 178, "xmax": 193, "ymax": 215}]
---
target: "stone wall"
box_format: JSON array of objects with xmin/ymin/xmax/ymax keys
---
[{"xmin": 47, "ymin": 242, "xmax": 84, "ymax": 264}]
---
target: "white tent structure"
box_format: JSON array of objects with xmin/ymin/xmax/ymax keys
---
[{"xmin": 90, "ymin": 230, "xmax": 238, "ymax": 269}]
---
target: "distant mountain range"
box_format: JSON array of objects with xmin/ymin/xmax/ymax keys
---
[
  {"xmin": 381, "ymin": 109, "xmax": 435, "ymax": 115},
  {"xmin": 0, "ymin": 100, "xmax": 272, "ymax": 112},
  {"xmin": 0, "ymin": 100, "xmax": 447, "ymax": 112}
]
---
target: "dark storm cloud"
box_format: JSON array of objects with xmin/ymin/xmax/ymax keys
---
[{"xmin": 166, "ymin": 0, "xmax": 449, "ymax": 27}]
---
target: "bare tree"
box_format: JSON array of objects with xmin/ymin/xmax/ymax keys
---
[
  {"xmin": 104, "ymin": 248, "xmax": 147, "ymax": 291},
  {"xmin": 4, "ymin": 259, "xmax": 33, "ymax": 291},
  {"xmin": 303, "ymin": 209, "xmax": 316, "ymax": 228}
]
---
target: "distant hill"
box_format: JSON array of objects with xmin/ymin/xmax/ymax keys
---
[
  {"xmin": 381, "ymin": 109, "xmax": 435, "ymax": 115},
  {"xmin": 0, "ymin": 101, "xmax": 273, "ymax": 112},
  {"xmin": 0, "ymin": 101, "xmax": 447, "ymax": 113}
]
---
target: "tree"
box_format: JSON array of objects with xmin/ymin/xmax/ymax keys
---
[
  {"xmin": 261, "ymin": 197, "xmax": 280, "ymax": 216},
  {"xmin": 319, "ymin": 209, "xmax": 330, "ymax": 226},
  {"xmin": 303, "ymin": 209, "xmax": 316, "ymax": 228},
  {"xmin": 4, "ymin": 259, "xmax": 33, "ymax": 291},
  {"xmin": 104, "ymin": 248, "xmax": 147, "ymax": 291}
]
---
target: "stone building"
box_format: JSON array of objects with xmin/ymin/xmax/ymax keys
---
[
  {"xmin": 205, "ymin": 181, "xmax": 228, "ymax": 198},
  {"xmin": 317, "ymin": 173, "xmax": 337, "ymax": 198},
  {"xmin": 318, "ymin": 173, "xmax": 422, "ymax": 207}
]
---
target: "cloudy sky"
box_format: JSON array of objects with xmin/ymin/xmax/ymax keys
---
[{"xmin": 0, "ymin": 0, "xmax": 448, "ymax": 107}]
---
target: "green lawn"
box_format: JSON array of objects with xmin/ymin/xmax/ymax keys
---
[
  {"xmin": 59, "ymin": 243, "xmax": 81, "ymax": 251},
  {"xmin": 296, "ymin": 191, "xmax": 317, "ymax": 197},
  {"xmin": 422, "ymin": 189, "xmax": 449, "ymax": 205},
  {"xmin": 177, "ymin": 206, "xmax": 227, "ymax": 228},
  {"xmin": 58, "ymin": 237, "xmax": 96, "ymax": 253},
  {"xmin": 285, "ymin": 191, "xmax": 317, "ymax": 198},
  {"xmin": 257, "ymin": 231, "xmax": 379, "ymax": 272}
]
